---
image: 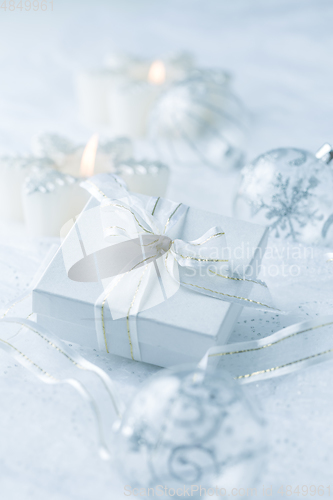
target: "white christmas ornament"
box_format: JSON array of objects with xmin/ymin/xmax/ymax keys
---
[
  {"xmin": 149, "ymin": 69, "xmax": 247, "ymax": 171},
  {"xmin": 234, "ymin": 144, "xmax": 333, "ymax": 245},
  {"xmin": 112, "ymin": 366, "xmax": 267, "ymax": 492}
]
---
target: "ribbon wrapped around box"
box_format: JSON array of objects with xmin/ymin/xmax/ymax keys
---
[{"xmin": 33, "ymin": 174, "xmax": 275, "ymax": 367}]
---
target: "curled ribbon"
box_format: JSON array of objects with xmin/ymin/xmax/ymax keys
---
[
  {"xmin": 0, "ymin": 290, "xmax": 124, "ymax": 460},
  {"xmin": 80, "ymin": 174, "xmax": 276, "ymax": 361}
]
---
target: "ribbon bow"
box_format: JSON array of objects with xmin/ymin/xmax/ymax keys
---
[{"xmin": 82, "ymin": 174, "xmax": 275, "ymax": 361}]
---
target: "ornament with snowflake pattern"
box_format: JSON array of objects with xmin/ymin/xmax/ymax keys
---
[{"xmin": 234, "ymin": 145, "xmax": 333, "ymax": 245}]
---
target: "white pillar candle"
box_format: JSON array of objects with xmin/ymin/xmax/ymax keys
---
[
  {"xmin": 0, "ymin": 156, "xmax": 54, "ymax": 222},
  {"xmin": 75, "ymin": 69, "xmax": 123, "ymax": 126},
  {"xmin": 115, "ymin": 160, "xmax": 170, "ymax": 197},
  {"xmin": 108, "ymin": 57, "xmax": 195, "ymax": 139},
  {"xmin": 76, "ymin": 54, "xmax": 148, "ymax": 127},
  {"xmin": 22, "ymin": 168, "xmax": 90, "ymax": 238},
  {"xmin": 109, "ymin": 79, "xmax": 162, "ymax": 139},
  {"xmin": 76, "ymin": 52, "xmax": 194, "ymax": 129}
]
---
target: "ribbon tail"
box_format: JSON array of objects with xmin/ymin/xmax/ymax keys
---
[{"xmin": 198, "ymin": 315, "xmax": 333, "ymax": 383}]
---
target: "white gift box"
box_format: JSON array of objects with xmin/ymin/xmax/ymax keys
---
[{"xmin": 33, "ymin": 195, "xmax": 269, "ymax": 368}]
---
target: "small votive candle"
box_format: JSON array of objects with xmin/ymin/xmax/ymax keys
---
[
  {"xmin": 0, "ymin": 156, "xmax": 54, "ymax": 222},
  {"xmin": 22, "ymin": 167, "xmax": 90, "ymax": 237},
  {"xmin": 33, "ymin": 133, "xmax": 133, "ymax": 177},
  {"xmin": 115, "ymin": 159, "xmax": 170, "ymax": 197}
]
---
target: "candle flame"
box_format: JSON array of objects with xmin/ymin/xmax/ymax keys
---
[
  {"xmin": 147, "ymin": 60, "xmax": 166, "ymax": 85},
  {"xmin": 80, "ymin": 133, "xmax": 98, "ymax": 177}
]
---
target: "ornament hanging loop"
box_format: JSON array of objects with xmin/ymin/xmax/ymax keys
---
[{"xmin": 316, "ymin": 143, "xmax": 333, "ymax": 164}]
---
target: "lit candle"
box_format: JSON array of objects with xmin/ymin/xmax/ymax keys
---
[
  {"xmin": 156, "ymin": 52, "xmax": 194, "ymax": 83},
  {"xmin": 23, "ymin": 136, "xmax": 100, "ymax": 237},
  {"xmin": 33, "ymin": 133, "xmax": 133, "ymax": 177},
  {"xmin": 109, "ymin": 60, "xmax": 167, "ymax": 139},
  {"xmin": 0, "ymin": 156, "xmax": 54, "ymax": 222},
  {"xmin": 115, "ymin": 159, "xmax": 170, "ymax": 197},
  {"xmin": 75, "ymin": 52, "xmax": 194, "ymax": 129},
  {"xmin": 105, "ymin": 51, "xmax": 194, "ymax": 83}
]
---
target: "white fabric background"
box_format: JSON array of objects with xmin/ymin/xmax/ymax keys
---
[{"xmin": 0, "ymin": 1, "xmax": 333, "ymax": 498}]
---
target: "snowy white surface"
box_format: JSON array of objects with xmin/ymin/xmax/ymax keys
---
[{"xmin": 1, "ymin": 1, "xmax": 333, "ymax": 498}]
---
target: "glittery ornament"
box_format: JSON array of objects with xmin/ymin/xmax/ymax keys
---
[
  {"xmin": 234, "ymin": 145, "xmax": 333, "ymax": 245},
  {"xmin": 112, "ymin": 366, "xmax": 267, "ymax": 491}
]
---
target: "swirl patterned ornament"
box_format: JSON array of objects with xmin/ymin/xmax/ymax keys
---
[
  {"xmin": 112, "ymin": 366, "xmax": 267, "ymax": 492},
  {"xmin": 234, "ymin": 144, "xmax": 333, "ymax": 245}
]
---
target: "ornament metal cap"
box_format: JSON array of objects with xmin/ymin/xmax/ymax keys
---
[{"xmin": 316, "ymin": 143, "xmax": 333, "ymax": 163}]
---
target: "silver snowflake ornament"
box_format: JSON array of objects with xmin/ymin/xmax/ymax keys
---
[{"xmin": 234, "ymin": 146, "xmax": 333, "ymax": 245}]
